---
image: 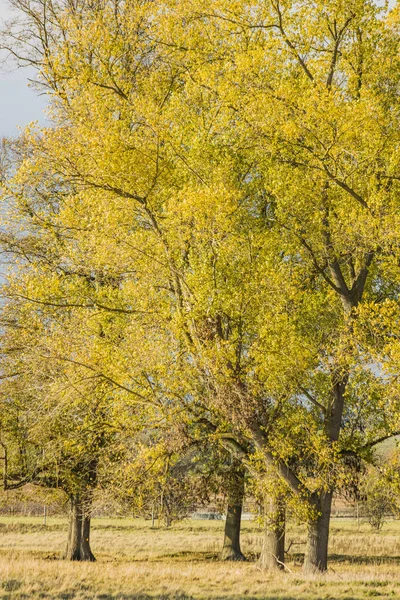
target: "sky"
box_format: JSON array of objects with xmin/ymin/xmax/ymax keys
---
[
  {"xmin": 0, "ymin": 0, "xmax": 48, "ymax": 138},
  {"xmin": 0, "ymin": 0, "xmax": 396, "ymax": 138}
]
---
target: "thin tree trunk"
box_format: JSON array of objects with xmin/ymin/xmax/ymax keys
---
[
  {"xmin": 220, "ymin": 467, "xmax": 246, "ymax": 561},
  {"xmin": 303, "ymin": 491, "xmax": 333, "ymax": 573},
  {"xmin": 259, "ymin": 496, "xmax": 285, "ymax": 570}
]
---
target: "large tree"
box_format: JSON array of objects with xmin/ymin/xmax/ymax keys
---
[
  {"xmin": 2, "ymin": 0, "xmax": 400, "ymax": 574},
  {"xmin": 162, "ymin": 0, "xmax": 400, "ymax": 571}
]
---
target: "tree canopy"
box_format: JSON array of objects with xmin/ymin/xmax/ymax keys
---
[{"xmin": 0, "ymin": 0, "xmax": 399, "ymax": 573}]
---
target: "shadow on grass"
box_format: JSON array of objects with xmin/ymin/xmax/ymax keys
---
[
  {"xmin": 5, "ymin": 546, "xmax": 400, "ymax": 569},
  {"xmin": 0, "ymin": 595, "xmax": 303, "ymax": 600},
  {"xmin": 328, "ymin": 553, "xmax": 400, "ymax": 565},
  {"xmin": 286, "ymin": 551, "xmax": 400, "ymax": 566},
  {"xmin": 0, "ymin": 579, "xmax": 388, "ymax": 600},
  {"xmin": 0, "ymin": 548, "xmax": 227, "ymax": 565}
]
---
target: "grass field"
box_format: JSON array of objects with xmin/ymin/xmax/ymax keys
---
[{"xmin": 1, "ymin": 516, "xmax": 400, "ymax": 599}]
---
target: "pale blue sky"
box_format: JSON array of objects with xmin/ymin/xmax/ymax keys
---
[
  {"xmin": 0, "ymin": 0, "xmax": 48, "ymax": 137},
  {"xmin": 0, "ymin": 0, "xmax": 396, "ymax": 138}
]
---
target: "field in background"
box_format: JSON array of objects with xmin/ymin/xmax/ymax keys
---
[{"xmin": 1, "ymin": 516, "xmax": 400, "ymax": 599}]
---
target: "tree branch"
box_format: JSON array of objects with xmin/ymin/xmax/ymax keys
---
[
  {"xmin": 326, "ymin": 15, "xmax": 355, "ymax": 89},
  {"xmin": 299, "ymin": 386, "xmax": 326, "ymax": 414},
  {"xmin": 272, "ymin": 0, "xmax": 314, "ymax": 83}
]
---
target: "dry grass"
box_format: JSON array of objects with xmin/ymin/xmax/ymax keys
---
[{"xmin": 1, "ymin": 516, "xmax": 400, "ymax": 599}]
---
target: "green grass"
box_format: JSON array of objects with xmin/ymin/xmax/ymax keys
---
[{"xmin": 1, "ymin": 516, "xmax": 400, "ymax": 599}]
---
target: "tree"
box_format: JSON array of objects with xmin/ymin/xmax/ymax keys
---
[
  {"xmin": 0, "ymin": 1, "xmax": 325, "ymax": 573},
  {"xmin": 1, "ymin": 5, "xmax": 299, "ymax": 573},
  {"xmin": 0, "ymin": 140, "xmax": 162, "ymax": 559},
  {"xmin": 156, "ymin": 0, "xmax": 400, "ymax": 571},
  {"xmin": 2, "ymin": 0, "xmax": 400, "ymax": 575},
  {"xmin": 0, "ymin": 285, "xmax": 121, "ymax": 560}
]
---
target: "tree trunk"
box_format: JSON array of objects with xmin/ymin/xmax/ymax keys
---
[
  {"xmin": 65, "ymin": 494, "xmax": 83, "ymax": 561},
  {"xmin": 220, "ymin": 467, "xmax": 246, "ymax": 561},
  {"xmin": 64, "ymin": 494, "xmax": 96, "ymax": 561},
  {"xmin": 259, "ymin": 496, "xmax": 285, "ymax": 570},
  {"xmin": 220, "ymin": 501, "xmax": 245, "ymax": 561},
  {"xmin": 80, "ymin": 515, "xmax": 96, "ymax": 561},
  {"xmin": 303, "ymin": 491, "xmax": 333, "ymax": 573},
  {"xmin": 302, "ymin": 374, "xmax": 347, "ymax": 573}
]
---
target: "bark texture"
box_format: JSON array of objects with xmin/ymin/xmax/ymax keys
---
[
  {"xmin": 65, "ymin": 494, "xmax": 96, "ymax": 561},
  {"xmin": 303, "ymin": 375, "xmax": 347, "ymax": 572},
  {"xmin": 259, "ymin": 496, "xmax": 285, "ymax": 570},
  {"xmin": 220, "ymin": 466, "xmax": 246, "ymax": 561},
  {"xmin": 81, "ymin": 515, "xmax": 96, "ymax": 561},
  {"xmin": 303, "ymin": 492, "xmax": 333, "ymax": 573}
]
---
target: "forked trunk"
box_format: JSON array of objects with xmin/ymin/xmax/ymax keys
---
[
  {"xmin": 259, "ymin": 496, "xmax": 285, "ymax": 570},
  {"xmin": 220, "ymin": 467, "xmax": 246, "ymax": 561},
  {"xmin": 303, "ymin": 491, "xmax": 333, "ymax": 573},
  {"xmin": 64, "ymin": 494, "xmax": 96, "ymax": 561}
]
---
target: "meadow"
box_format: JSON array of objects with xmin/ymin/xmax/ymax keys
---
[{"xmin": 1, "ymin": 516, "xmax": 400, "ymax": 599}]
